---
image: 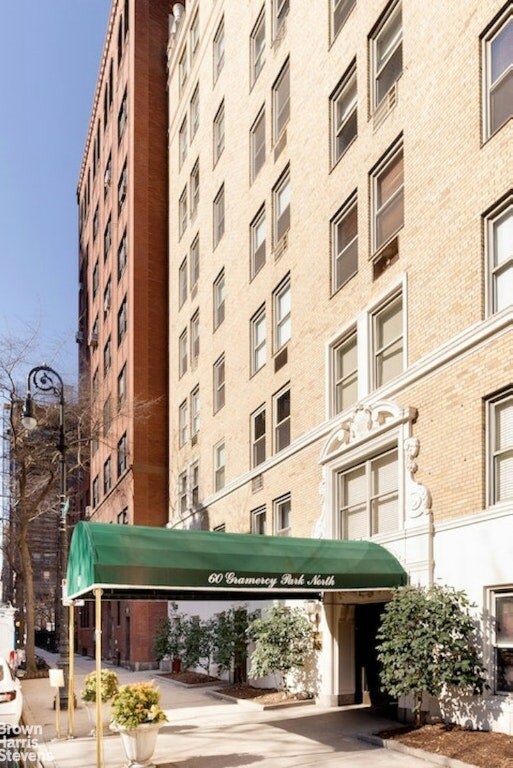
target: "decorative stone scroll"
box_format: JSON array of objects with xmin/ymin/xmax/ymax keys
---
[
  {"xmin": 320, "ymin": 402, "xmax": 402, "ymax": 464},
  {"xmin": 404, "ymin": 437, "xmax": 431, "ymax": 520}
]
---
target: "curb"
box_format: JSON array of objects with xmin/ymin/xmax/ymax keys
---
[
  {"xmin": 358, "ymin": 733, "xmax": 480, "ymax": 768},
  {"xmin": 206, "ymin": 689, "xmax": 316, "ymax": 711},
  {"xmin": 156, "ymin": 676, "xmax": 224, "ymax": 689}
]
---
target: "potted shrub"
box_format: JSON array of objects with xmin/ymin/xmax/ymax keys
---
[
  {"xmin": 81, "ymin": 669, "xmax": 119, "ymax": 734},
  {"xmin": 110, "ymin": 682, "xmax": 167, "ymax": 767}
]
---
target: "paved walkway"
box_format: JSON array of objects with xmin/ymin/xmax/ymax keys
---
[{"xmin": 19, "ymin": 651, "xmax": 442, "ymax": 768}]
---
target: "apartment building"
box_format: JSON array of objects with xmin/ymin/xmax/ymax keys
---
[
  {"xmin": 76, "ymin": 0, "xmax": 171, "ymax": 666},
  {"xmin": 167, "ymin": 0, "xmax": 513, "ymax": 729}
]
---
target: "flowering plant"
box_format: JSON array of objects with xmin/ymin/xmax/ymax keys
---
[
  {"xmin": 111, "ymin": 682, "xmax": 168, "ymax": 730},
  {"xmin": 81, "ymin": 669, "xmax": 119, "ymax": 703}
]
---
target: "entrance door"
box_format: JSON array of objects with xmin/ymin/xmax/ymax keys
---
[{"xmin": 354, "ymin": 603, "xmax": 394, "ymax": 710}]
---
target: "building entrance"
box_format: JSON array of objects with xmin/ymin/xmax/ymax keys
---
[{"xmin": 354, "ymin": 602, "xmax": 394, "ymax": 710}]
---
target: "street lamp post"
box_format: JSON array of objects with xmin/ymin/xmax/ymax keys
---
[{"xmin": 22, "ymin": 365, "xmax": 71, "ymax": 708}]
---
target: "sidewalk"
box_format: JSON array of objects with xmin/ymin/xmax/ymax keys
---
[{"xmin": 20, "ymin": 651, "xmax": 442, "ymax": 768}]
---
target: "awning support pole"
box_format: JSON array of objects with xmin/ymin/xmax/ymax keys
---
[
  {"xmin": 68, "ymin": 602, "xmax": 75, "ymax": 738},
  {"xmin": 95, "ymin": 588, "xmax": 103, "ymax": 768}
]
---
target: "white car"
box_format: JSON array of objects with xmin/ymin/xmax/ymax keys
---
[{"xmin": 0, "ymin": 657, "xmax": 22, "ymax": 727}]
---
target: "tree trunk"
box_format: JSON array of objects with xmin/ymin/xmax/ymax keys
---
[{"xmin": 19, "ymin": 520, "xmax": 37, "ymax": 675}]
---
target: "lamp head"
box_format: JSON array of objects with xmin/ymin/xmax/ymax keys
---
[{"xmin": 21, "ymin": 394, "xmax": 37, "ymax": 431}]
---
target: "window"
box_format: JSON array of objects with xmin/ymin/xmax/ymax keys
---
[
  {"xmin": 92, "ymin": 368, "xmax": 99, "ymax": 396},
  {"xmin": 338, "ymin": 448, "xmax": 398, "ymax": 538},
  {"xmin": 372, "ymin": 140, "xmax": 404, "ymax": 252},
  {"xmin": 494, "ymin": 591, "xmax": 513, "ymax": 693},
  {"xmin": 213, "ymin": 17, "xmax": 225, "ymax": 82},
  {"xmin": 331, "ymin": 62, "xmax": 357, "ymax": 166},
  {"xmin": 90, "ymin": 315, "xmax": 99, "ymax": 347},
  {"xmin": 333, "ymin": 330, "xmax": 358, "ymax": 415},
  {"xmin": 274, "ymin": 169, "xmax": 291, "ymax": 244},
  {"xmin": 103, "ymin": 395, "xmax": 112, "ymax": 435},
  {"xmin": 117, "ymin": 508, "xmax": 129, "ymax": 525},
  {"xmin": 179, "ymin": 46, "xmax": 188, "ymax": 93},
  {"xmin": 273, "ymin": 276, "xmax": 291, "ymax": 351},
  {"xmin": 372, "ymin": 1, "xmax": 402, "ymax": 110},
  {"xmin": 332, "ymin": 192, "xmax": 358, "ymax": 292},
  {"xmin": 251, "ymin": 207, "xmax": 266, "ymax": 277},
  {"xmin": 487, "ymin": 200, "xmax": 513, "ymax": 315},
  {"xmin": 251, "ymin": 9, "xmax": 265, "ymax": 84},
  {"xmin": 274, "ymin": 387, "xmax": 290, "ymax": 452},
  {"xmin": 104, "ymin": 154, "xmax": 112, "ymax": 197},
  {"xmin": 190, "ymin": 85, "xmax": 199, "ymax": 141},
  {"xmin": 191, "ymin": 311, "xmax": 200, "ymax": 368},
  {"xmin": 191, "ymin": 461, "xmax": 199, "ymax": 507},
  {"xmin": 117, "ymin": 363, "xmax": 127, "ymax": 408},
  {"xmin": 190, "ymin": 162, "xmax": 199, "ymax": 219},
  {"xmin": 190, "ymin": 11, "xmax": 199, "ymax": 64},
  {"xmin": 273, "ymin": 60, "xmax": 290, "ymax": 141},
  {"xmin": 103, "ymin": 336, "xmax": 112, "ymax": 375},
  {"xmin": 179, "ymin": 116, "xmax": 188, "ymax": 167},
  {"xmin": 179, "ymin": 329, "xmax": 188, "ymax": 378},
  {"xmin": 190, "ymin": 235, "xmax": 200, "ymax": 292},
  {"xmin": 178, "ymin": 471, "xmax": 188, "ymax": 515},
  {"xmin": 117, "ymin": 295, "xmax": 127, "ymax": 345},
  {"xmin": 103, "ymin": 278, "xmax": 111, "ymax": 317},
  {"xmin": 213, "ymin": 185, "xmax": 225, "ymax": 247},
  {"xmin": 332, "ymin": 0, "xmax": 356, "ymax": 40},
  {"xmin": 251, "ymin": 506, "xmax": 266, "ymax": 534},
  {"xmin": 179, "ymin": 400, "xmax": 188, "ymax": 447},
  {"xmin": 191, "ymin": 386, "xmax": 200, "ymax": 437},
  {"xmin": 117, "ymin": 433, "xmax": 128, "ymax": 476},
  {"xmin": 118, "ymin": 89, "xmax": 128, "ymax": 142},
  {"xmin": 274, "ymin": 0, "xmax": 289, "ymax": 38},
  {"xmin": 274, "ymin": 494, "xmax": 291, "ymax": 535},
  {"xmin": 213, "ymin": 354, "xmax": 225, "ymax": 412},
  {"xmin": 213, "ymin": 101, "xmax": 225, "ymax": 164},
  {"xmin": 251, "ymin": 107, "xmax": 266, "ymax": 181},
  {"xmin": 214, "ymin": 441, "xmax": 225, "ymax": 492},
  {"xmin": 103, "ymin": 456, "xmax": 112, "ymax": 495},
  {"xmin": 372, "ymin": 292, "xmax": 403, "ymax": 388},
  {"xmin": 92, "ymin": 476, "xmax": 100, "ymax": 507},
  {"xmin": 179, "ymin": 186, "xmax": 188, "ymax": 237},
  {"xmin": 118, "ymin": 160, "xmax": 127, "ymax": 213},
  {"xmin": 483, "ymin": 9, "xmax": 513, "ymax": 139},
  {"xmin": 488, "ymin": 391, "xmax": 513, "ymax": 505},
  {"xmin": 213, "ymin": 269, "xmax": 225, "ymax": 329},
  {"xmin": 179, "ymin": 257, "xmax": 188, "ymax": 308},
  {"xmin": 251, "ymin": 306, "xmax": 266, "ymax": 373},
  {"xmin": 252, "ymin": 406, "xmax": 266, "ymax": 467},
  {"xmin": 118, "ymin": 228, "xmax": 127, "ymax": 280},
  {"xmin": 93, "ymin": 206, "xmax": 99, "ymax": 240}
]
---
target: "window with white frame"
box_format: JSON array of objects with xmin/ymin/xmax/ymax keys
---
[
  {"xmin": 252, "ymin": 405, "xmax": 266, "ymax": 467},
  {"xmin": 179, "ymin": 328, "xmax": 188, "ymax": 378},
  {"xmin": 493, "ymin": 591, "xmax": 513, "ymax": 693},
  {"xmin": 251, "ymin": 305, "xmax": 266, "ymax": 374},
  {"xmin": 332, "ymin": 0, "xmax": 356, "ymax": 40},
  {"xmin": 117, "ymin": 432, "xmax": 128, "ymax": 476},
  {"xmin": 190, "ymin": 235, "xmax": 200, "ymax": 292},
  {"xmin": 274, "ymin": 493, "xmax": 291, "ymax": 535},
  {"xmin": 214, "ymin": 441, "xmax": 225, "ymax": 491},
  {"xmin": 274, "ymin": 0, "xmax": 289, "ymax": 38},
  {"xmin": 274, "ymin": 386, "xmax": 290, "ymax": 452},
  {"xmin": 179, "ymin": 116, "xmax": 188, "ymax": 168},
  {"xmin": 179, "ymin": 257, "xmax": 188, "ymax": 308},
  {"xmin": 213, "ymin": 354, "xmax": 225, "ymax": 412},
  {"xmin": 372, "ymin": 139, "xmax": 403, "ymax": 253},
  {"xmin": 372, "ymin": 291, "xmax": 403, "ymax": 389},
  {"xmin": 213, "ymin": 17, "xmax": 225, "ymax": 82},
  {"xmin": 190, "ymin": 11, "xmax": 199, "ymax": 64},
  {"xmin": 273, "ymin": 276, "xmax": 291, "ymax": 351},
  {"xmin": 251, "ymin": 9, "xmax": 265, "ymax": 85},
  {"xmin": 332, "ymin": 330, "xmax": 358, "ymax": 416},
  {"xmin": 487, "ymin": 199, "xmax": 513, "ymax": 315},
  {"xmin": 338, "ymin": 447, "xmax": 398, "ymax": 539},
  {"xmin": 331, "ymin": 62, "xmax": 357, "ymax": 166},
  {"xmin": 191, "ymin": 311, "xmax": 200, "ymax": 368},
  {"xmin": 191, "ymin": 386, "xmax": 200, "ymax": 437},
  {"xmin": 273, "ymin": 59, "xmax": 290, "ymax": 142},
  {"xmin": 482, "ymin": 8, "xmax": 513, "ymax": 139},
  {"xmin": 190, "ymin": 162, "xmax": 199, "ymax": 219},
  {"xmin": 190, "ymin": 84, "xmax": 200, "ymax": 141},
  {"xmin": 251, "ymin": 107, "xmax": 266, "ymax": 181},
  {"xmin": 213, "ymin": 101, "xmax": 225, "ymax": 165},
  {"xmin": 179, "ymin": 399, "xmax": 188, "ymax": 447},
  {"xmin": 251, "ymin": 506, "xmax": 266, "ymax": 534},
  {"xmin": 251, "ymin": 206, "xmax": 266, "ymax": 278},
  {"xmin": 213, "ymin": 185, "xmax": 225, "ymax": 247},
  {"xmin": 178, "ymin": 471, "xmax": 188, "ymax": 515},
  {"xmin": 179, "ymin": 186, "xmax": 188, "ymax": 237},
  {"xmin": 274, "ymin": 169, "xmax": 291, "ymax": 245},
  {"xmin": 488, "ymin": 391, "xmax": 513, "ymax": 505},
  {"xmin": 371, "ymin": 1, "xmax": 402, "ymax": 110},
  {"xmin": 213, "ymin": 269, "xmax": 225, "ymax": 329},
  {"xmin": 179, "ymin": 45, "xmax": 188, "ymax": 93},
  {"xmin": 117, "ymin": 295, "xmax": 127, "ymax": 345},
  {"xmin": 332, "ymin": 192, "xmax": 358, "ymax": 292},
  {"xmin": 191, "ymin": 461, "xmax": 199, "ymax": 507}
]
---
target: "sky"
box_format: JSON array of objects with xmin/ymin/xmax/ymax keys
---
[{"xmin": 0, "ymin": 0, "xmax": 111, "ymax": 385}]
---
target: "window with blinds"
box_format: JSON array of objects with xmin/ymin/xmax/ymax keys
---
[
  {"xmin": 338, "ymin": 448, "xmax": 398, "ymax": 539},
  {"xmin": 491, "ymin": 393, "xmax": 513, "ymax": 504}
]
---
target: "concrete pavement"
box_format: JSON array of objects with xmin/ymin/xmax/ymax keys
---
[{"xmin": 19, "ymin": 651, "xmax": 444, "ymax": 768}]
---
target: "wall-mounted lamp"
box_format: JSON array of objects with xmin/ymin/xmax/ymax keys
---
[{"xmin": 306, "ymin": 600, "xmax": 322, "ymax": 650}]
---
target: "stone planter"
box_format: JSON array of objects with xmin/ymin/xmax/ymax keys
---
[
  {"xmin": 111, "ymin": 721, "xmax": 163, "ymax": 768},
  {"xmin": 86, "ymin": 700, "xmax": 114, "ymax": 735}
]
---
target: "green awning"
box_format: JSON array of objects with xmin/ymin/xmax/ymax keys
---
[{"xmin": 66, "ymin": 521, "xmax": 406, "ymax": 601}]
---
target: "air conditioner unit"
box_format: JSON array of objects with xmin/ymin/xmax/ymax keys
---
[{"xmin": 88, "ymin": 332, "xmax": 99, "ymax": 347}]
